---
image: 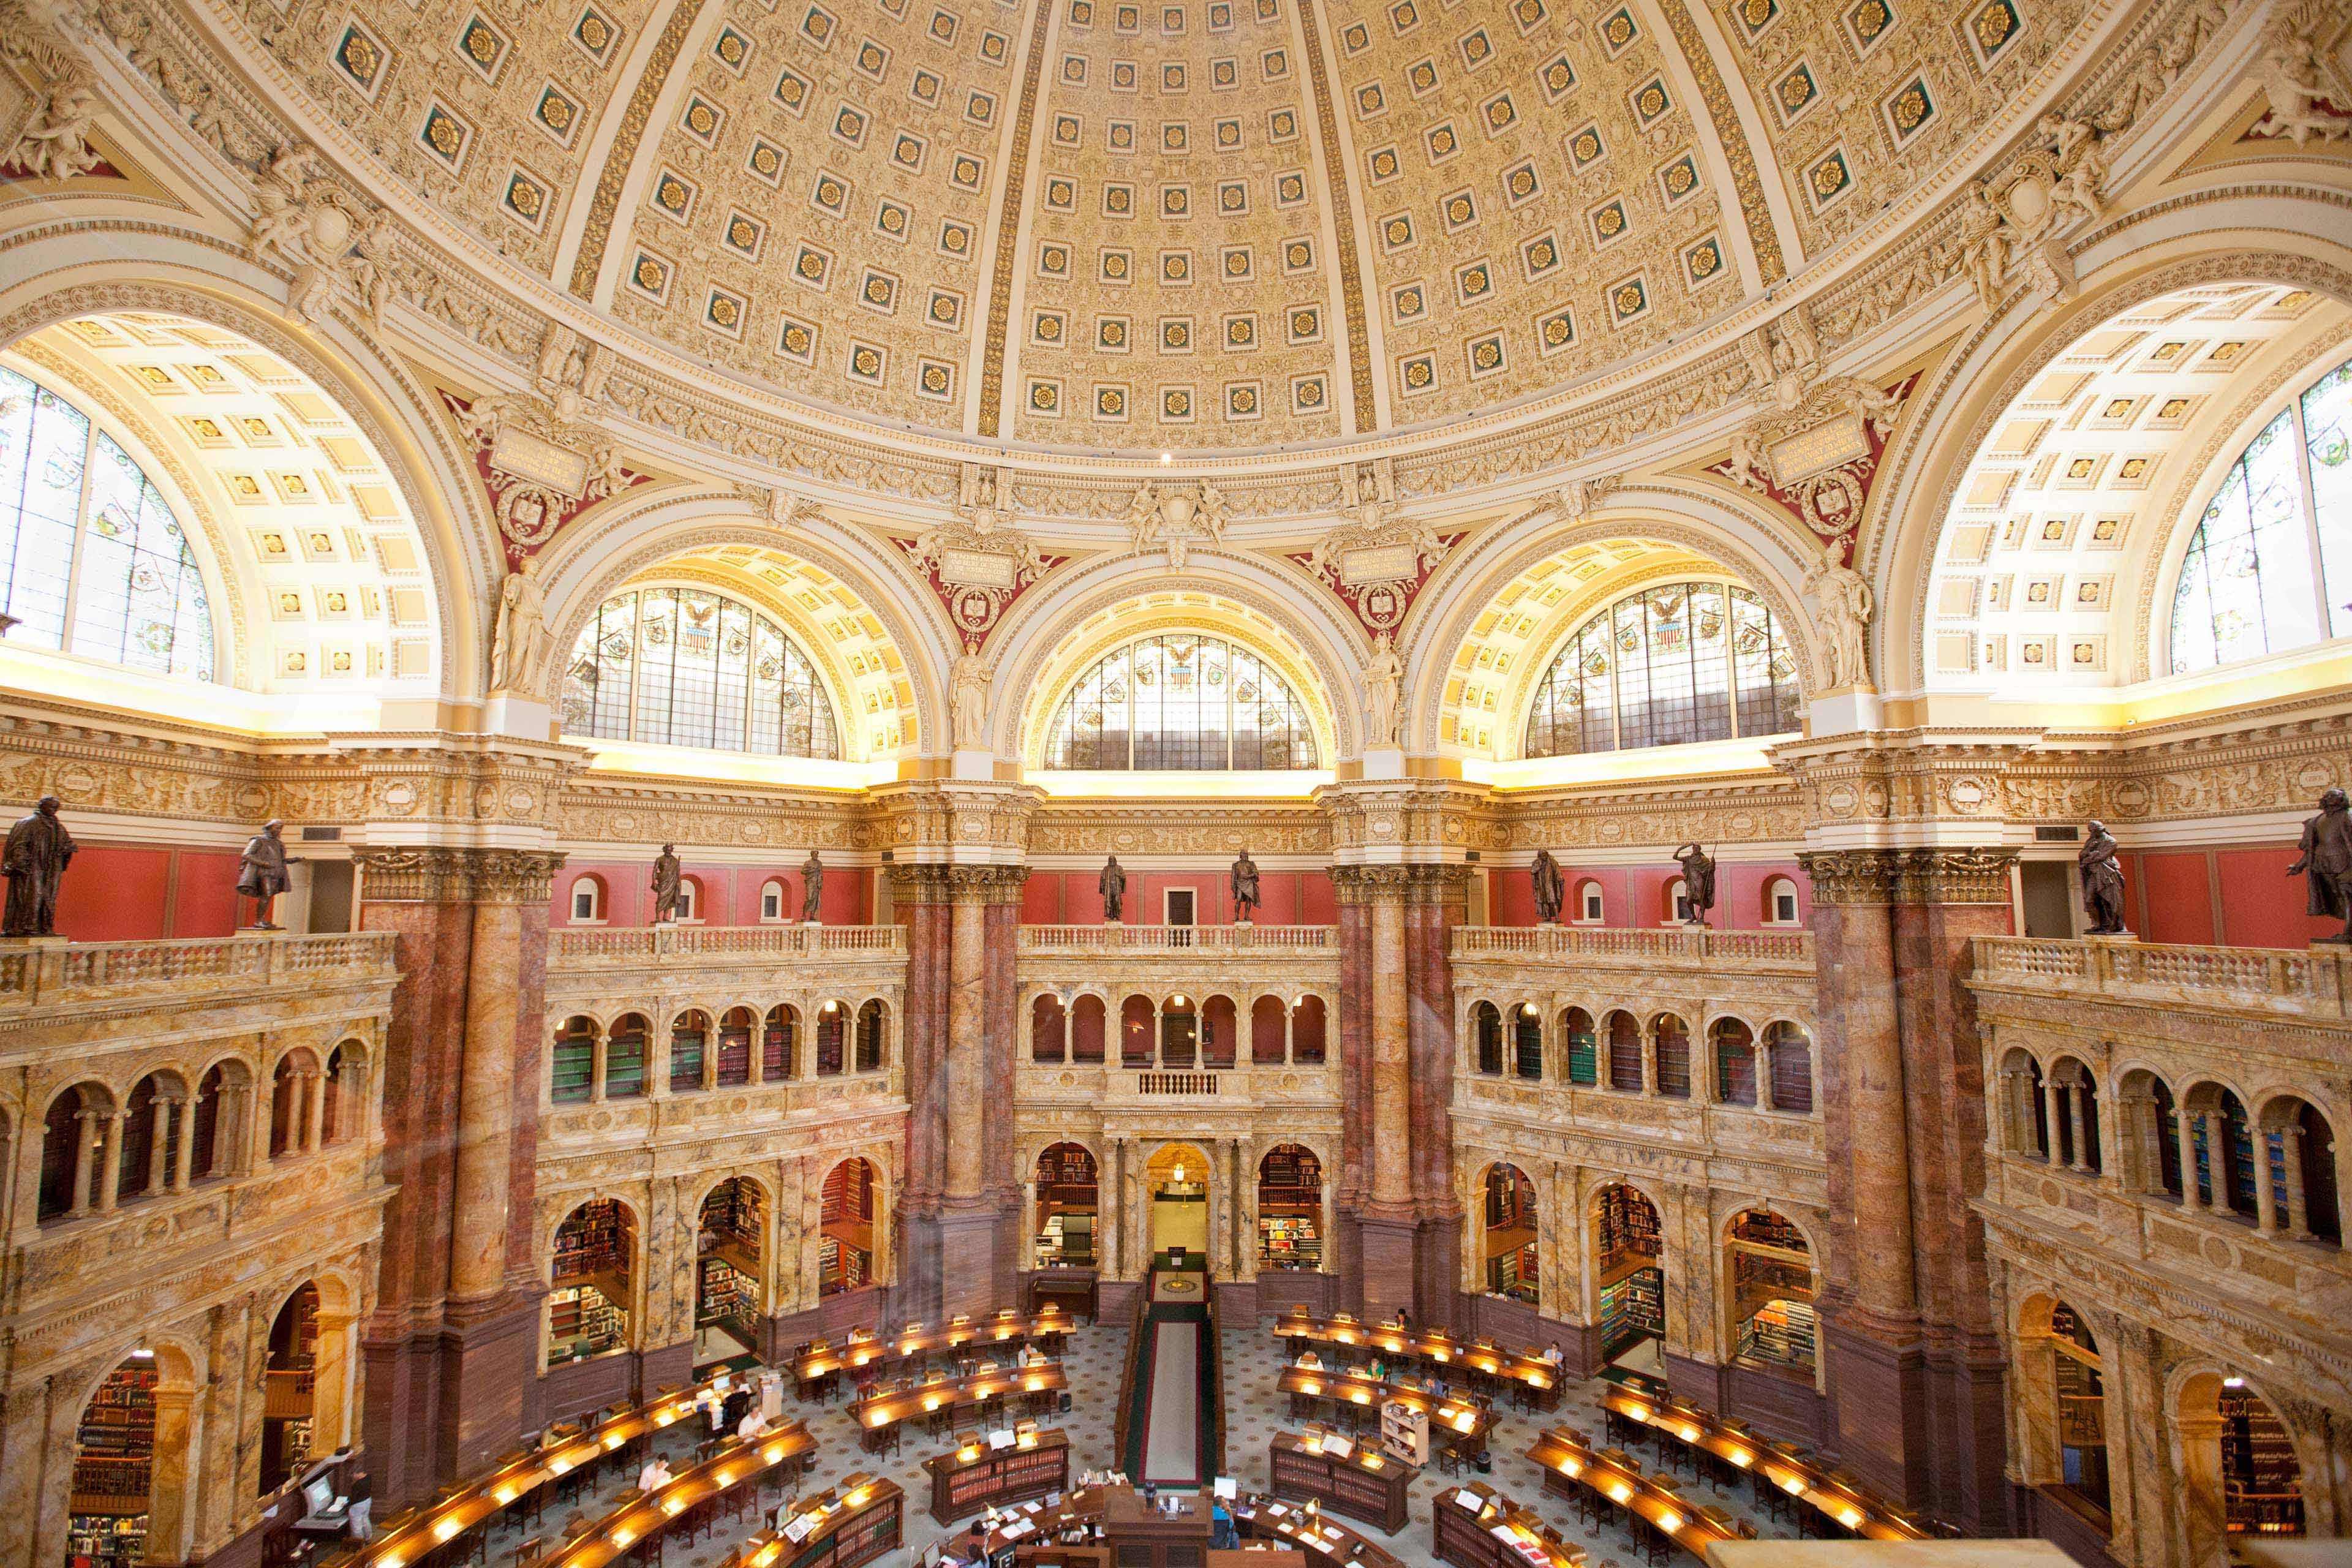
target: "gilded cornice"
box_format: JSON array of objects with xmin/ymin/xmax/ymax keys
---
[
  {"xmin": 1027, "ymin": 801, "xmax": 1332, "ymax": 859},
  {"xmin": 351, "ymin": 845, "xmax": 567, "ymax": 902},
  {"xmin": 1316, "ymin": 778, "xmax": 1504, "ymax": 861},
  {"xmin": 1796, "ymin": 845, "xmax": 2019, "ymax": 906}
]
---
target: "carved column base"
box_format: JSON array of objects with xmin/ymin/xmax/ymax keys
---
[
  {"xmin": 360, "ymin": 1323, "xmax": 442, "ymax": 1511},
  {"xmin": 435, "ymin": 1291, "xmax": 543, "ymax": 1487},
  {"xmin": 936, "ymin": 1199, "xmax": 1018, "ymax": 1319},
  {"xmin": 897, "ymin": 1207, "xmax": 946, "ymax": 1324},
  {"xmin": 1823, "ymin": 1301, "xmax": 1931, "ymax": 1510}
]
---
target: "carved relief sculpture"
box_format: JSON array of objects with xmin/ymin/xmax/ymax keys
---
[
  {"xmin": 2079, "ymin": 821, "xmax": 2129, "ymax": 937},
  {"xmin": 650, "ymin": 843, "xmax": 684, "ymax": 924},
  {"xmin": 2, "ymin": 795, "xmax": 76, "ymax": 938},
  {"xmin": 1125, "ymin": 480, "xmax": 1231, "ymax": 571},
  {"xmin": 1805, "ymin": 540, "xmax": 1875, "ymax": 691},
  {"xmin": 951, "ymin": 649, "xmax": 992, "ymax": 750},
  {"xmin": 1531, "ymin": 848, "xmax": 1566, "ymax": 925},
  {"xmin": 1957, "ymin": 115, "xmax": 2111, "ymax": 311},
  {"xmin": 2288, "ymin": 788, "xmax": 2352, "ymax": 944},
  {"xmin": 4, "ymin": 68, "xmax": 102, "ymax": 181},
  {"xmin": 489, "ymin": 556, "xmax": 552, "ymax": 693},
  {"xmin": 2252, "ymin": 0, "xmax": 2352, "ymax": 145},
  {"xmin": 236, "ymin": 818, "xmax": 295, "ymax": 930},
  {"xmin": 1099, "ymin": 855, "xmax": 1126, "ymax": 922},
  {"xmin": 1365, "ymin": 632, "xmax": 1403, "ymax": 748}
]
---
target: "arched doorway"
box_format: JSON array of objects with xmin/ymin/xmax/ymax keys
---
[
  {"xmin": 2048, "ymin": 1302, "xmax": 2109, "ymax": 1515},
  {"xmin": 820, "ymin": 1158, "xmax": 878, "ymax": 1295},
  {"xmin": 2177, "ymin": 1371, "xmax": 2305, "ymax": 1554},
  {"xmin": 1724, "ymin": 1210, "xmax": 1815, "ymax": 1376},
  {"xmin": 1480, "ymin": 1164, "xmax": 1539, "ymax": 1302},
  {"xmin": 547, "ymin": 1199, "xmax": 633, "ymax": 1367},
  {"xmin": 1592, "ymin": 1183, "xmax": 1664, "ymax": 1372},
  {"xmin": 1033, "ymin": 1143, "xmax": 1099, "ymax": 1268},
  {"xmin": 258, "ymin": 1283, "xmax": 320, "ymax": 1493},
  {"xmin": 1257, "ymin": 1145, "xmax": 1323, "ymax": 1271},
  {"xmin": 1146, "ymin": 1143, "xmax": 1211, "ymax": 1270},
  {"xmin": 695, "ymin": 1178, "xmax": 765, "ymax": 1368},
  {"xmin": 68, "ymin": 1353, "xmax": 170, "ymax": 1568}
]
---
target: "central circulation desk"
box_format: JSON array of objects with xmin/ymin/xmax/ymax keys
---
[
  {"xmin": 924, "ymin": 1429, "xmax": 1072, "ymax": 1523},
  {"xmin": 1267, "ymin": 1432, "xmax": 1411, "ymax": 1533}
]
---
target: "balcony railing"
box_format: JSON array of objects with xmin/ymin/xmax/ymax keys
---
[
  {"xmin": 0, "ymin": 931, "xmax": 398, "ymax": 1014},
  {"xmin": 1017, "ymin": 924, "xmax": 1334, "ymax": 952},
  {"xmin": 1452, "ymin": 925, "xmax": 1814, "ymax": 963},
  {"xmin": 550, "ymin": 924, "xmax": 908, "ymax": 968},
  {"xmin": 1973, "ymin": 936, "xmax": 2352, "ymax": 1017}
]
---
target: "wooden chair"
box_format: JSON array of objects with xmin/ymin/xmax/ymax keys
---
[
  {"xmin": 1434, "ymin": 1444, "xmax": 1463, "ymax": 1479},
  {"xmin": 872, "ymin": 1425, "xmax": 903, "ymax": 1461},
  {"xmin": 506, "ymin": 1536, "xmax": 542, "ymax": 1568}
]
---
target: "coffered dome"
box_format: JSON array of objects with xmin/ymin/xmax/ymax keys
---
[{"xmin": 285, "ymin": 0, "xmax": 2086, "ymax": 455}]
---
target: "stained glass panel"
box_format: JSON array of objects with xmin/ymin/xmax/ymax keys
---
[
  {"xmin": 0, "ymin": 366, "xmax": 216, "ymax": 680},
  {"xmin": 1042, "ymin": 632, "xmax": 1320, "ymax": 769},
  {"xmin": 1524, "ymin": 579, "xmax": 1801, "ymax": 758},
  {"xmin": 560, "ymin": 586, "xmax": 840, "ymax": 758}
]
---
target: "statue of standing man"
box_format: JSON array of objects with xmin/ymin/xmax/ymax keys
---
[
  {"xmin": 1531, "ymin": 848, "xmax": 1566, "ymax": 924},
  {"xmin": 650, "ymin": 843, "xmax": 685, "ymax": 924},
  {"xmin": 2, "ymin": 796, "xmax": 76, "ymax": 938},
  {"xmin": 1672, "ymin": 843, "xmax": 1716, "ymax": 927},
  {"xmin": 1099, "ymin": 855, "xmax": 1127, "ymax": 922},
  {"xmin": 1230, "ymin": 849, "xmax": 1261, "ymax": 924},
  {"xmin": 2079, "ymin": 821, "xmax": 2129, "ymax": 936},
  {"xmin": 801, "ymin": 850, "xmax": 825, "ymax": 924},
  {"xmin": 237, "ymin": 818, "xmax": 296, "ymax": 930},
  {"xmin": 2290, "ymin": 788, "xmax": 2352, "ymax": 944}
]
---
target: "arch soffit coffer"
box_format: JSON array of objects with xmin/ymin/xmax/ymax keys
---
[
  {"xmin": 0, "ymin": 273, "xmax": 493, "ymax": 698},
  {"xmin": 1868, "ymin": 225, "xmax": 2352, "ymax": 695}
]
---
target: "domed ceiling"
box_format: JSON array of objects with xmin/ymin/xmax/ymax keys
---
[{"xmin": 292, "ymin": 0, "xmax": 2089, "ymax": 453}]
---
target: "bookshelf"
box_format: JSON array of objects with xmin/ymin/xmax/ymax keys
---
[
  {"xmin": 1727, "ymin": 1211, "xmax": 1815, "ymax": 1370},
  {"xmin": 1268, "ymin": 1431, "xmax": 1411, "ymax": 1534},
  {"xmin": 717, "ymin": 1020, "xmax": 753, "ymax": 1085},
  {"xmin": 922, "ymin": 1428, "xmax": 1071, "ymax": 1524},
  {"xmin": 671, "ymin": 1021, "xmax": 707, "ymax": 1091},
  {"xmin": 1593, "ymin": 1188, "xmax": 1661, "ymax": 1275},
  {"xmin": 816, "ymin": 1009, "xmax": 846, "ymax": 1075},
  {"xmin": 780, "ymin": 1479, "xmax": 904, "ymax": 1568},
  {"xmin": 1035, "ymin": 1210, "xmax": 1095, "ymax": 1268},
  {"xmin": 1259, "ymin": 1148, "xmax": 1324, "ymax": 1271},
  {"xmin": 698, "ymin": 1256, "xmax": 758, "ymax": 1332},
  {"xmin": 1597, "ymin": 1271, "xmax": 1663, "ymax": 1362},
  {"xmin": 2221, "ymin": 1389, "xmax": 2304, "ymax": 1536},
  {"xmin": 606, "ymin": 1022, "xmax": 647, "ymax": 1098},
  {"xmin": 71, "ymin": 1363, "xmax": 157, "ymax": 1526},
  {"xmin": 703, "ymin": 1182, "xmax": 764, "ymax": 1250},
  {"xmin": 1259, "ymin": 1215, "xmax": 1322, "ymax": 1271},
  {"xmin": 548, "ymin": 1284, "xmax": 626, "ymax": 1363},
  {"xmin": 764, "ymin": 1014, "xmax": 795, "ymax": 1079},
  {"xmin": 1565, "ymin": 1023, "xmax": 1597, "ymax": 1087},
  {"xmin": 551, "ymin": 1020, "xmax": 595, "ymax": 1104}
]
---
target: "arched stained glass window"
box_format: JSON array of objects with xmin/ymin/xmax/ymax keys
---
[
  {"xmin": 560, "ymin": 586, "xmax": 841, "ymax": 758},
  {"xmin": 1523, "ymin": 581, "xmax": 1799, "ymax": 758},
  {"xmin": 2171, "ymin": 353, "xmax": 2352, "ymax": 674},
  {"xmin": 1043, "ymin": 633, "xmax": 1320, "ymax": 770},
  {"xmin": 0, "ymin": 364, "xmax": 216, "ymax": 680}
]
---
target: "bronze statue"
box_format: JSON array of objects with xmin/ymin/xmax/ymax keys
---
[
  {"xmin": 2, "ymin": 796, "xmax": 77, "ymax": 938},
  {"xmin": 1531, "ymin": 849, "xmax": 1566, "ymax": 924},
  {"xmin": 2079, "ymin": 821, "xmax": 2128, "ymax": 936},
  {"xmin": 801, "ymin": 850, "xmax": 825, "ymax": 924},
  {"xmin": 1099, "ymin": 855, "xmax": 1127, "ymax": 921},
  {"xmin": 237, "ymin": 818, "xmax": 296, "ymax": 930},
  {"xmin": 1231, "ymin": 849, "xmax": 1261, "ymax": 922},
  {"xmin": 2290, "ymin": 788, "xmax": 2352, "ymax": 944},
  {"xmin": 650, "ymin": 843, "xmax": 685, "ymax": 924},
  {"xmin": 1672, "ymin": 842, "xmax": 1716, "ymax": 927}
]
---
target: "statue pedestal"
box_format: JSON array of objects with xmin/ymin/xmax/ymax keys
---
[
  {"xmin": 235, "ymin": 925, "xmax": 292, "ymax": 938},
  {"xmin": 1806, "ymin": 687, "xmax": 1882, "ymax": 737},
  {"xmin": 0, "ymin": 934, "xmax": 67, "ymax": 948},
  {"xmin": 483, "ymin": 692, "xmax": 555, "ymax": 742},
  {"xmin": 1359, "ymin": 745, "xmax": 1406, "ymax": 781},
  {"xmin": 2083, "ymin": 932, "xmax": 2138, "ymax": 944},
  {"xmin": 949, "ymin": 747, "xmax": 995, "ymax": 781}
]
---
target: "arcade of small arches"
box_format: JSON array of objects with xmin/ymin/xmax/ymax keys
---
[
  {"xmin": 21, "ymin": 1040, "xmax": 374, "ymax": 1226},
  {"xmin": 1025, "ymin": 990, "xmax": 1330, "ymax": 1066},
  {"xmin": 545, "ymin": 999, "xmax": 895, "ymax": 1103},
  {"xmin": 1461, "ymin": 1002, "xmax": 1816, "ymax": 1113}
]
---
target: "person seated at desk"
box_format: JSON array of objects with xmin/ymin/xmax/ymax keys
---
[
  {"xmin": 639, "ymin": 1457, "xmax": 674, "ymax": 1493},
  {"xmin": 1212, "ymin": 1500, "xmax": 1237, "ymax": 1549},
  {"xmin": 1297, "ymin": 1352, "xmax": 1322, "ymax": 1370},
  {"xmin": 1544, "ymin": 1342, "xmax": 1566, "ymax": 1368},
  {"xmin": 738, "ymin": 1407, "xmax": 771, "ymax": 1441},
  {"xmin": 1366, "ymin": 1357, "xmax": 1386, "ymax": 1380},
  {"xmin": 347, "ymin": 1471, "xmax": 374, "ymax": 1541}
]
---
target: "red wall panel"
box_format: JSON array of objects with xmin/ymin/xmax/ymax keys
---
[
  {"xmin": 52, "ymin": 845, "xmax": 175, "ymax": 941},
  {"xmin": 2136, "ymin": 852, "xmax": 2217, "ymax": 946},
  {"xmin": 170, "ymin": 851, "xmax": 245, "ymax": 938}
]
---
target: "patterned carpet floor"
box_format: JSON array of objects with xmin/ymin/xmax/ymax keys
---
[{"xmin": 447, "ymin": 1316, "xmax": 1796, "ymax": 1568}]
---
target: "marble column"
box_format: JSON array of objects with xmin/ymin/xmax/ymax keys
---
[
  {"xmin": 1800, "ymin": 844, "xmax": 2018, "ymax": 1528},
  {"xmin": 442, "ymin": 849, "xmax": 565, "ymax": 1480},
  {"xmin": 2177, "ymin": 1112, "xmax": 2206, "ymax": 1212},
  {"xmin": 2280, "ymin": 1128, "xmax": 2312, "ymax": 1238},
  {"xmin": 934, "ymin": 867, "xmax": 1022, "ymax": 1317},
  {"xmin": 892, "ymin": 866, "xmax": 951, "ymax": 1321}
]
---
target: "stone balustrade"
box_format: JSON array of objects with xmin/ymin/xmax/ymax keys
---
[
  {"xmin": 549, "ymin": 922, "xmax": 907, "ymax": 969},
  {"xmin": 1016, "ymin": 923, "xmax": 1335, "ymax": 952},
  {"xmin": 1016, "ymin": 1056, "xmax": 1342, "ymax": 1109},
  {"xmin": 1973, "ymin": 935, "xmax": 2352, "ymax": 1017},
  {"xmin": 0, "ymin": 931, "xmax": 397, "ymax": 1016},
  {"xmin": 1452, "ymin": 925, "xmax": 1814, "ymax": 967}
]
